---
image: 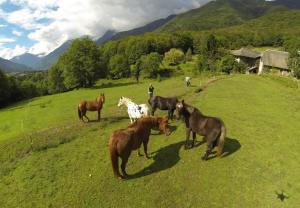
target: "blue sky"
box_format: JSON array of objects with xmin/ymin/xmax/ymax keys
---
[{"xmin": 0, "ymin": 0, "xmax": 211, "ymax": 60}]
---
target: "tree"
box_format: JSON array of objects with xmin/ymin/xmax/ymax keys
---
[
  {"xmin": 218, "ymin": 55, "xmax": 236, "ymax": 74},
  {"xmin": 185, "ymin": 48, "xmax": 193, "ymax": 62},
  {"xmin": 48, "ymin": 65, "xmax": 66, "ymax": 93},
  {"xmin": 164, "ymin": 48, "xmax": 185, "ymax": 66},
  {"xmin": 137, "ymin": 52, "xmax": 162, "ymax": 78},
  {"xmin": 49, "ymin": 37, "xmax": 101, "ymax": 90},
  {"xmin": 289, "ymin": 56, "xmax": 300, "ymax": 79},
  {"xmin": 0, "ymin": 69, "xmax": 10, "ymax": 106},
  {"xmin": 108, "ymin": 54, "xmax": 130, "ymax": 79}
]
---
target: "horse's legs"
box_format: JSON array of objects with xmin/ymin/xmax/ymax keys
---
[
  {"xmin": 192, "ymin": 132, "xmax": 196, "ymax": 147},
  {"xmin": 170, "ymin": 109, "xmax": 175, "ymax": 120},
  {"xmin": 202, "ymin": 142, "xmax": 213, "ymax": 161},
  {"xmin": 82, "ymin": 110, "xmax": 89, "ymax": 122},
  {"xmin": 143, "ymin": 138, "xmax": 150, "ymax": 159},
  {"xmin": 202, "ymin": 131, "xmax": 218, "ymax": 160},
  {"xmin": 121, "ymin": 151, "xmax": 131, "ymax": 178},
  {"xmin": 97, "ymin": 109, "xmax": 101, "ymax": 121},
  {"xmin": 185, "ymin": 128, "xmax": 191, "ymax": 149},
  {"xmin": 151, "ymin": 106, "xmax": 156, "ymax": 116}
]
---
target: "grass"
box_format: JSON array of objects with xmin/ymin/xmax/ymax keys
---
[{"xmin": 1, "ymin": 74, "xmax": 300, "ymax": 207}]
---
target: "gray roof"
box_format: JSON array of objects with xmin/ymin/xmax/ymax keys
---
[
  {"xmin": 231, "ymin": 48, "xmax": 261, "ymax": 59},
  {"xmin": 262, "ymin": 50, "xmax": 289, "ymax": 70}
]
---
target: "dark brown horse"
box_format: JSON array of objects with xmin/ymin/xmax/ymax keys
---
[
  {"xmin": 78, "ymin": 93, "xmax": 105, "ymax": 122},
  {"xmin": 109, "ymin": 116, "xmax": 171, "ymax": 179},
  {"xmin": 148, "ymin": 96, "xmax": 178, "ymax": 120},
  {"xmin": 176, "ymin": 100, "xmax": 226, "ymax": 160}
]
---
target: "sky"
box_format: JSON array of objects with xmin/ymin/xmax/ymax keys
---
[{"xmin": 0, "ymin": 0, "xmax": 211, "ymax": 60}]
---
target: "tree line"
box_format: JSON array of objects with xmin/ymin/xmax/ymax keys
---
[{"xmin": 1, "ymin": 27, "xmax": 300, "ymax": 107}]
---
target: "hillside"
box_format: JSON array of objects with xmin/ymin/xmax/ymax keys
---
[
  {"xmin": 110, "ymin": 15, "xmax": 176, "ymax": 41},
  {"xmin": 0, "ymin": 57, "xmax": 32, "ymax": 72},
  {"xmin": 219, "ymin": 9, "xmax": 300, "ymax": 35},
  {"xmin": 157, "ymin": 0, "xmax": 287, "ymax": 32},
  {"xmin": 1, "ymin": 75, "xmax": 300, "ymax": 207},
  {"xmin": 10, "ymin": 53, "xmax": 41, "ymax": 69}
]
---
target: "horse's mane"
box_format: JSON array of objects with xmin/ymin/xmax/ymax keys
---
[{"xmin": 183, "ymin": 103, "xmax": 201, "ymax": 115}]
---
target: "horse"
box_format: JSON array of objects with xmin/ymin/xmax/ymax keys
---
[
  {"xmin": 148, "ymin": 96, "xmax": 178, "ymax": 120},
  {"xmin": 176, "ymin": 100, "xmax": 226, "ymax": 160},
  {"xmin": 117, "ymin": 96, "xmax": 149, "ymax": 123},
  {"xmin": 78, "ymin": 93, "xmax": 105, "ymax": 122},
  {"xmin": 109, "ymin": 116, "xmax": 171, "ymax": 179}
]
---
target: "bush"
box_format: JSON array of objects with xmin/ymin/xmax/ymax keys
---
[{"xmin": 164, "ymin": 48, "xmax": 185, "ymax": 66}]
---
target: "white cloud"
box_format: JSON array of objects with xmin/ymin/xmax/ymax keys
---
[
  {"xmin": 1, "ymin": 0, "xmax": 212, "ymax": 56},
  {"xmin": 0, "ymin": 24, "xmax": 6, "ymax": 28},
  {"xmin": 0, "ymin": 44, "xmax": 27, "ymax": 59},
  {"xmin": 0, "ymin": 37, "xmax": 15, "ymax": 43},
  {"xmin": 12, "ymin": 29, "xmax": 23, "ymax": 36}
]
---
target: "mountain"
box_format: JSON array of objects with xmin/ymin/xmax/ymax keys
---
[
  {"xmin": 274, "ymin": 0, "xmax": 300, "ymax": 8},
  {"xmin": 0, "ymin": 57, "xmax": 32, "ymax": 72},
  {"xmin": 109, "ymin": 15, "xmax": 176, "ymax": 41},
  {"xmin": 34, "ymin": 40, "xmax": 73, "ymax": 70},
  {"xmin": 157, "ymin": 0, "xmax": 287, "ymax": 32},
  {"xmin": 96, "ymin": 30, "xmax": 116, "ymax": 45},
  {"xmin": 10, "ymin": 53, "xmax": 41, "ymax": 68}
]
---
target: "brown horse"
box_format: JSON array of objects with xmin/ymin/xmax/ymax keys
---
[
  {"xmin": 176, "ymin": 100, "xmax": 226, "ymax": 160},
  {"xmin": 78, "ymin": 93, "xmax": 105, "ymax": 122},
  {"xmin": 109, "ymin": 116, "xmax": 171, "ymax": 179}
]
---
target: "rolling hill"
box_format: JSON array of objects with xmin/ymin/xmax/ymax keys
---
[{"xmin": 0, "ymin": 57, "xmax": 32, "ymax": 72}]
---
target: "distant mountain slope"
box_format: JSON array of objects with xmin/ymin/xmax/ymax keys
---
[
  {"xmin": 157, "ymin": 0, "xmax": 286, "ymax": 32},
  {"xmin": 10, "ymin": 53, "xmax": 41, "ymax": 68},
  {"xmin": 274, "ymin": 0, "xmax": 300, "ymax": 9},
  {"xmin": 0, "ymin": 57, "xmax": 32, "ymax": 72},
  {"xmin": 109, "ymin": 15, "xmax": 176, "ymax": 41},
  {"xmin": 221, "ymin": 9, "xmax": 300, "ymax": 35},
  {"xmin": 34, "ymin": 40, "xmax": 73, "ymax": 70},
  {"xmin": 96, "ymin": 30, "xmax": 116, "ymax": 45}
]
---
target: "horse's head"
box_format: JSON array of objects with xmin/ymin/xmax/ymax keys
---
[
  {"xmin": 157, "ymin": 116, "xmax": 171, "ymax": 136},
  {"xmin": 98, "ymin": 93, "xmax": 105, "ymax": 104},
  {"xmin": 117, "ymin": 96, "xmax": 124, "ymax": 107},
  {"xmin": 176, "ymin": 100, "xmax": 185, "ymax": 120}
]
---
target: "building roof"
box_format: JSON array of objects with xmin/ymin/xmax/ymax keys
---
[
  {"xmin": 231, "ymin": 48, "xmax": 261, "ymax": 59},
  {"xmin": 262, "ymin": 50, "xmax": 289, "ymax": 70}
]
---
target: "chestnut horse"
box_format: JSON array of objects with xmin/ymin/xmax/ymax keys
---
[
  {"xmin": 176, "ymin": 100, "xmax": 226, "ymax": 160},
  {"xmin": 78, "ymin": 93, "xmax": 105, "ymax": 122},
  {"xmin": 109, "ymin": 116, "xmax": 171, "ymax": 179}
]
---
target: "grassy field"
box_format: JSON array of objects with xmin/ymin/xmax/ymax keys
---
[{"xmin": 1, "ymin": 74, "xmax": 300, "ymax": 207}]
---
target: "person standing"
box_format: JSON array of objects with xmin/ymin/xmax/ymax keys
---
[
  {"xmin": 185, "ymin": 77, "xmax": 191, "ymax": 87},
  {"xmin": 148, "ymin": 84, "xmax": 154, "ymax": 98}
]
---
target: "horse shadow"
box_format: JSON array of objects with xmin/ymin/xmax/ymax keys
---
[
  {"xmin": 91, "ymin": 82, "xmax": 137, "ymax": 89},
  {"xmin": 128, "ymin": 141, "xmax": 185, "ymax": 179},
  {"xmin": 84, "ymin": 116, "xmax": 129, "ymax": 124},
  {"xmin": 222, "ymin": 137, "xmax": 241, "ymax": 158}
]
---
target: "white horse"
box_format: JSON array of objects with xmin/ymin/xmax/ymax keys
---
[{"xmin": 117, "ymin": 96, "xmax": 149, "ymax": 123}]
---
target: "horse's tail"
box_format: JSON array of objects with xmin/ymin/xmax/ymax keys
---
[
  {"xmin": 78, "ymin": 105, "xmax": 82, "ymax": 120},
  {"xmin": 109, "ymin": 137, "xmax": 121, "ymax": 178},
  {"xmin": 217, "ymin": 122, "xmax": 226, "ymax": 156}
]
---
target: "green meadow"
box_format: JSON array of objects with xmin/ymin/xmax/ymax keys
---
[{"xmin": 1, "ymin": 74, "xmax": 300, "ymax": 207}]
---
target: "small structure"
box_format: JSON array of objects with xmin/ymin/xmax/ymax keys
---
[
  {"xmin": 231, "ymin": 48, "xmax": 261, "ymax": 73},
  {"xmin": 258, "ymin": 50, "xmax": 290, "ymax": 75}
]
